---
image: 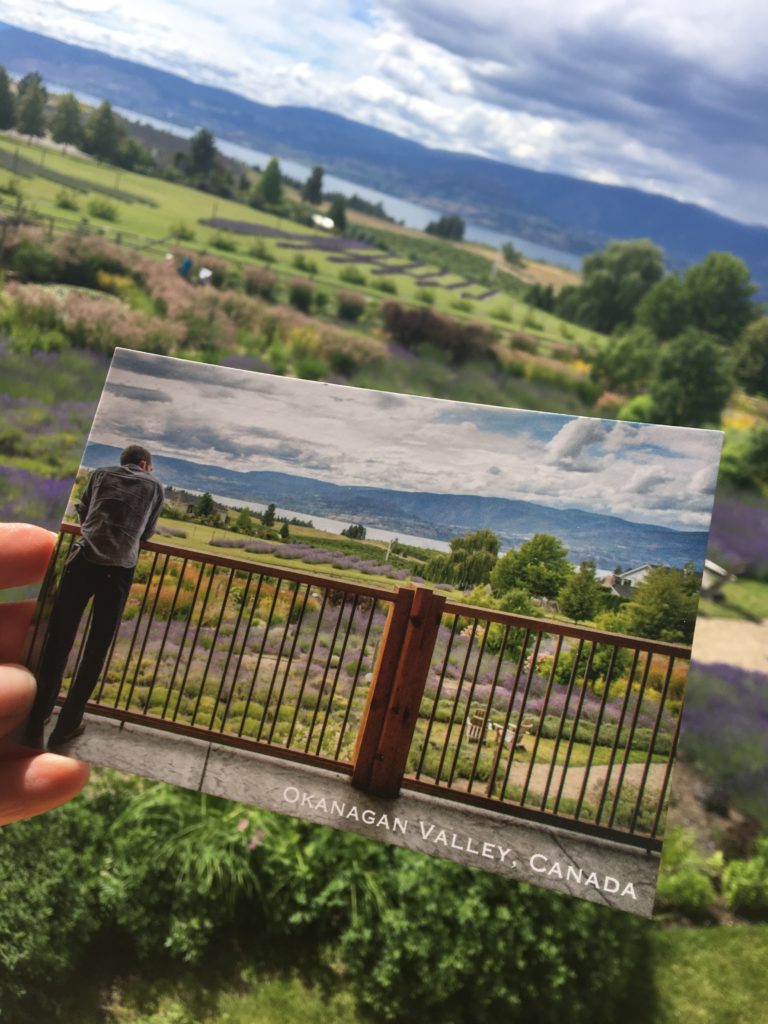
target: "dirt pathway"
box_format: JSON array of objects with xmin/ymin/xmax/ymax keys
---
[{"xmin": 691, "ymin": 618, "xmax": 768, "ymax": 673}]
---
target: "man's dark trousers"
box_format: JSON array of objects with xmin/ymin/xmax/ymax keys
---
[{"xmin": 29, "ymin": 546, "xmax": 134, "ymax": 742}]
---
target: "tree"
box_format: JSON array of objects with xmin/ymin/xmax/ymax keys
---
[
  {"xmin": 86, "ymin": 101, "xmax": 122, "ymax": 162},
  {"xmin": 302, "ymin": 165, "xmax": 324, "ymax": 204},
  {"xmin": 193, "ymin": 491, "xmax": 215, "ymax": 519},
  {"xmin": 49, "ymin": 92, "xmax": 83, "ymax": 149},
  {"xmin": 16, "ymin": 77, "xmax": 46, "ymax": 138},
  {"xmin": 234, "ymin": 507, "xmax": 253, "ymax": 534},
  {"xmin": 635, "ymin": 273, "xmax": 691, "ymax": 339},
  {"xmin": 341, "ymin": 523, "xmax": 367, "ymax": 540},
  {"xmin": 559, "ymin": 560, "xmax": 603, "ymax": 622},
  {"xmin": 258, "ymin": 157, "xmax": 283, "ymax": 205},
  {"xmin": 328, "ymin": 194, "xmax": 347, "ymax": 232},
  {"xmin": 577, "ymin": 239, "xmax": 665, "ymax": 333},
  {"xmin": 501, "ymin": 241, "xmax": 524, "ymax": 267},
  {"xmin": 425, "ymin": 214, "xmax": 465, "ymax": 241},
  {"xmin": 621, "ymin": 566, "xmax": 700, "ymax": 643},
  {"xmin": 262, "ymin": 502, "xmax": 276, "ymax": 527},
  {"xmin": 682, "ymin": 252, "xmax": 758, "ymax": 344},
  {"xmin": 279, "ymin": 522, "xmax": 290, "ymax": 540},
  {"xmin": 0, "ymin": 66, "xmax": 15, "ymax": 130},
  {"xmin": 734, "ymin": 317, "xmax": 768, "ymax": 396},
  {"xmin": 490, "ymin": 533, "xmax": 573, "ymax": 599},
  {"xmin": 650, "ymin": 327, "xmax": 733, "ymax": 427},
  {"xmin": 16, "ymin": 71, "xmax": 46, "ymax": 104},
  {"xmin": 425, "ymin": 529, "xmax": 500, "ymax": 589},
  {"xmin": 591, "ymin": 326, "xmax": 658, "ymax": 393},
  {"xmin": 189, "ymin": 128, "xmax": 217, "ymax": 178}
]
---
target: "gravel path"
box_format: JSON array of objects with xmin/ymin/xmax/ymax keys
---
[{"xmin": 691, "ymin": 617, "xmax": 768, "ymax": 673}]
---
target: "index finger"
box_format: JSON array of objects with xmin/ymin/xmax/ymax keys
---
[{"xmin": 0, "ymin": 524, "xmax": 57, "ymax": 590}]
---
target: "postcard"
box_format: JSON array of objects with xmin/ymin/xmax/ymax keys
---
[{"xmin": 24, "ymin": 348, "xmax": 724, "ymax": 916}]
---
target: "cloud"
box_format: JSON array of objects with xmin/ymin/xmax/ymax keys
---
[{"xmin": 0, "ymin": 0, "xmax": 765, "ymax": 222}]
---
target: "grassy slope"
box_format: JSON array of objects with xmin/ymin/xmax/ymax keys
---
[{"xmin": 0, "ymin": 133, "xmax": 603, "ymax": 353}]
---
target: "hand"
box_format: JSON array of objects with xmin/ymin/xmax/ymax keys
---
[{"xmin": 0, "ymin": 523, "xmax": 90, "ymax": 825}]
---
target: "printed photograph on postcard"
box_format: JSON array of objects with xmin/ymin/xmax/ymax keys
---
[{"xmin": 23, "ymin": 347, "xmax": 724, "ymax": 916}]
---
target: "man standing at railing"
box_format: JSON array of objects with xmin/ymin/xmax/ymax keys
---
[{"xmin": 24, "ymin": 445, "xmax": 164, "ymax": 750}]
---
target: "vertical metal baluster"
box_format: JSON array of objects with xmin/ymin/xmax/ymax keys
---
[
  {"xmin": 124, "ymin": 554, "xmax": 170, "ymax": 714},
  {"xmin": 115, "ymin": 551, "xmax": 160, "ymax": 710},
  {"xmin": 144, "ymin": 558, "xmax": 188, "ymax": 715},
  {"xmin": 219, "ymin": 572, "xmax": 262, "ymax": 734},
  {"xmin": 257, "ymin": 580, "xmax": 301, "ymax": 742},
  {"xmin": 499, "ymin": 631, "xmax": 543, "ymax": 802},
  {"xmin": 538, "ymin": 638, "xmax": 584, "ymax": 812},
  {"xmin": 520, "ymin": 634, "xmax": 564, "ymax": 805},
  {"xmin": 314, "ymin": 594, "xmax": 360, "ymax": 757},
  {"xmin": 237, "ymin": 578, "xmax": 283, "ymax": 737},
  {"xmin": 552, "ymin": 641, "xmax": 597, "ymax": 815},
  {"xmin": 447, "ymin": 624, "xmax": 489, "ymax": 787},
  {"xmin": 630, "ymin": 655, "xmax": 676, "ymax": 834},
  {"xmin": 485, "ymin": 628, "xmax": 531, "ymax": 798},
  {"xmin": 162, "ymin": 560, "xmax": 205, "ymax": 719},
  {"xmin": 607, "ymin": 652, "xmax": 654, "ymax": 828},
  {"xmin": 467, "ymin": 623, "xmax": 510, "ymax": 793},
  {"xmin": 304, "ymin": 592, "xmax": 348, "ymax": 753},
  {"xmin": 415, "ymin": 613, "xmax": 459, "ymax": 779},
  {"xmin": 190, "ymin": 567, "xmax": 235, "ymax": 728},
  {"xmin": 266, "ymin": 583, "xmax": 312, "ymax": 745},
  {"xmin": 573, "ymin": 644, "xmax": 620, "ymax": 819},
  {"xmin": 334, "ymin": 598, "xmax": 378, "ymax": 762},
  {"xmin": 594, "ymin": 649, "xmax": 641, "ymax": 825},
  {"xmin": 172, "ymin": 562, "xmax": 218, "ymax": 721},
  {"xmin": 285, "ymin": 587, "xmax": 329, "ymax": 749}
]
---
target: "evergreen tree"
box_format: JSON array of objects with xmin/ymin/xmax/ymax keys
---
[
  {"xmin": 425, "ymin": 214, "xmax": 465, "ymax": 240},
  {"xmin": 86, "ymin": 101, "xmax": 122, "ymax": 162},
  {"xmin": 0, "ymin": 66, "xmax": 15, "ymax": 130},
  {"xmin": 559, "ymin": 560, "xmax": 602, "ymax": 622},
  {"xmin": 49, "ymin": 92, "xmax": 83, "ymax": 149},
  {"xmin": 16, "ymin": 71, "xmax": 46, "ymax": 104},
  {"xmin": 16, "ymin": 78, "xmax": 46, "ymax": 137},
  {"xmin": 328, "ymin": 194, "xmax": 347, "ymax": 232},
  {"xmin": 234, "ymin": 507, "xmax": 253, "ymax": 534},
  {"xmin": 262, "ymin": 502, "xmax": 276, "ymax": 527},
  {"xmin": 258, "ymin": 157, "xmax": 283, "ymax": 205},
  {"xmin": 189, "ymin": 128, "xmax": 217, "ymax": 177},
  {"xmin": 279, "ymin": 522, "xmax": 290, "ymax": 540},
  {"xmin": 302, "ymin": 165, "xmax": 324, "ymax": 204},
  {"xmin": 193, "ymin": 491, "xmax": 215, "ymax": 519}
]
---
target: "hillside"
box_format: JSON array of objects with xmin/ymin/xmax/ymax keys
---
[{"xmin": 2, "ymin": 21, "xmax": 768, "ymax": 294}]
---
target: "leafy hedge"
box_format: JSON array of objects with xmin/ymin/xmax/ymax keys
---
[{"xmin": 0, "ymin": 774, "xmax": 652, "ymax": 1023}]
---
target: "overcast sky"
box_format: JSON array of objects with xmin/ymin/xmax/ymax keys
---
[
  {"xmin": 1, "ymin": 0, "xmax": 766, "ymax": 226},
  {"xmin": 87, "ymin": 350, "xmax": 723, "ymax": 531}
]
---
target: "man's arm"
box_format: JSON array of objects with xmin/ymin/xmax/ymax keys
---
[
  {"xmin": 141, "ymin": 484, "xmax": 165, "ymax": 541},
  {"xmin": 75, "ymin": 471, "xmax": 95, "ymax": 522}
]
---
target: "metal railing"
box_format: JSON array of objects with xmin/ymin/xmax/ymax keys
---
[{"xmin": 28, "ymin": 526, "xmax": 691, "ymax": 850}]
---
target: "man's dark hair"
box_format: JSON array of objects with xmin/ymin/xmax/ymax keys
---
[{"xmin": 120, "ymin": 444, "xmax": 152, "ymax": 467}]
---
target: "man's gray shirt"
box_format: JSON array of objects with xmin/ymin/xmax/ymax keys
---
[{"xmin": 77, "ymin": 464, "xmax": 164, "ymax": 568}]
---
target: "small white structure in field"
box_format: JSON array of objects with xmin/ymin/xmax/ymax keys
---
[{"xmin": 311, "ymin": 213, "xmax": 335, "ymax": 230}]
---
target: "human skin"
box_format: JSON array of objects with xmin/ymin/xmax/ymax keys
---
[{"xmin": 0, "ymin": 523, "xmax": 89, "ymax": 824}]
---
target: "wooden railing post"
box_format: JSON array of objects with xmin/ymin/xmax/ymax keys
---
[{"xmin": 352, "ymin": 585, "xmax": 445, "ymax": 798}]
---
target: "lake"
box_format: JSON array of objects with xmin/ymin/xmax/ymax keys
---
[{"xmin": 54, "ymin": 85, "xmax": 582, "ymax": 271}]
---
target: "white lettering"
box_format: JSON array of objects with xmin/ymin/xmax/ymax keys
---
[
  {"xmin": 420, "ymin": 822, "xmax": 435, "ymax": 840},
  {"xmin": 498, "ymin": 846, "xmax": 513, "ymax": 864},
  {"xmin": 331, "ymin": 800, "xmax": 346, "ymax": 816},
  {"xmin": 434, "ymin": 829, "xmax": 449, "ymax": 846},
  {"xmin": 604, "ymin": 876, "xmax": 620, "ymax": 894},
  {"xmin": 315, "ymin": 797, "xmax": 328, "ymax": 812},
  {"xmin": 481, "ymin": 842, "xmax": 495, "ymax": 860},
  {"xmin": 362, "ymin": 809, "xmax": 376, "ymax": 825},
  {"xmin": 548, "ymin": 861, "xmax": 563, "ymax": 878},
  {"xmin": 530, "ymin": 854, "xmax": 548, "ymax": 873},
  {"xmin": 283, "ymin": 786, "xmax": 300, "ymax": 804},
  {"xmin": 585, "ymin": 872, "xmax": 600, "ymax": 889},
  {"xmin": 301, "ymin": 792, "xmax": 315, "ymax": 809},
  {"xmin": 621, "ymin": 883, "xmax": 637, "ymax": 900},
  {"xmin": 346, "ymin": 805, "xmax": 359, "ymax": 821},
  {"xmin": 566, "ymin": 866, "xmax": 583, "ymax": 885},
  {"xmin": 393, "ymin": 817, "xmax": 408, "ymax": 835}
]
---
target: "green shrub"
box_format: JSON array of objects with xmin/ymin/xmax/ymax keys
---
[
  {"xmin": 338, "ymin": 264, "xmax": 366, "ymax": 286},
  {"xmin": 55, "ymin": 189, "xmax": 80, "ymax": 211},
  {"xmin": 243, "ymin": 266, "xmax": 278, "ymax": 300},
  {"xmin": 288, "ymin": 278, "xmax": 314, "ymax": 313},
  {"xmin": 336, "ymin": 290, "xmax": 366, "ymax": 322},
  {"xmin": 170, "ymin": 221, "xmax": 196, "ymax": 241},
  {"xmin": 210, "ymin": 232, "xmax": 238, "ymax": 252},
  {"xmin": 374, "ymin": 277, "xmax": 398, "ymax": 294},
  {"xmin": 292, "ymin": 253, "xmax": 318, "ymax": 274},
  {"xmin": 87, "ymin": 197, "xmax": 119, "ymax": 222},
  {"xmin": 416, "ymin": 287, "xmax": 435, "ymax": 305},
  {"xmin": 450, "ymin": 298, "xmax": 474, "ymax": 313},
  {"xmin": 10, "ymin": 237, "xmax": 57, "ymax": 281},
  {"xmin": 723, "ymin": 839, "xmax": 768, "ymax": 919},
  {"xmin": 655, "ymin": 867, "xmax": 717, "ymax": 919}
]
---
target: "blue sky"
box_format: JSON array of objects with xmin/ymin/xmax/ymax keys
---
[
  {"xmin": 87, "ymin": 350, "xmax": 724, "ymax": 531},
  {"xmin": 0, "ymin": 0, "xmax": 766, "ymax": 226}
]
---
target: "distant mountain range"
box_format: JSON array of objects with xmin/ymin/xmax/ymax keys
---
[
  {"xmin": 2, "ymin": 21, "xmax": 767, "ymax": 293},
  {"xmin": 84, "ymin": 443, "xmax": 710, "ymax": 571}
]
